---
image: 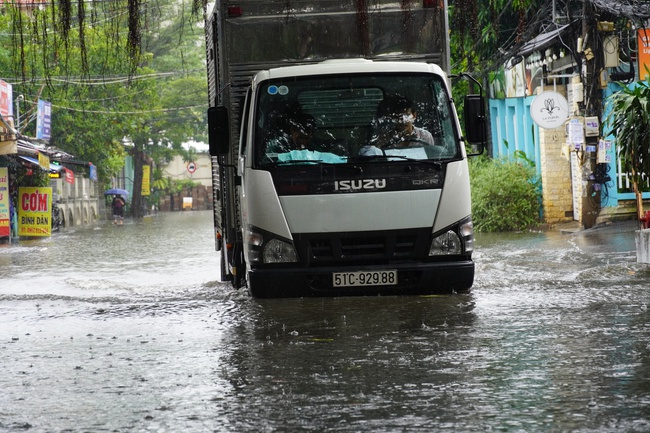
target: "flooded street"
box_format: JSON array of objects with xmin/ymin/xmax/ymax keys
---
[{"xmin": 2, "ymin": 211, "xmax": 650, "ymax": 432}]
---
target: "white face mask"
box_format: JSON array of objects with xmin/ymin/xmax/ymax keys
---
[{"xmin": 399, "ymin": 113, "xmax": 415, "ymax": 124}]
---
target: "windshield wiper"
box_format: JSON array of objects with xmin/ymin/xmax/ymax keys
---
[
  {"xmin": 264, "ymin": 159, "xmax": 325, "ymax": 166},
  {"xmin": 260, "ymin": 160, "xmax": 363, "ymax": 172},
  {"xmin": 355, "ymin": 154, "xmax": 442, "ymax": 169}
]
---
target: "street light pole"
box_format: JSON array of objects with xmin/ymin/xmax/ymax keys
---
[{"xmin": 14, "ymin": 94, "xmax": 24, "ymax": 131}]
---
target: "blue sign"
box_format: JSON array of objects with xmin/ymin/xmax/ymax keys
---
[{"xmin": 36, "ymin": 99, "xmax": 52, "ymax": 140}]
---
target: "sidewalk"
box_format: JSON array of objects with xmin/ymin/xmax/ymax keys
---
[{"xmin": 554, "ymin": 218, "xmax": 640, "ymax": 236}]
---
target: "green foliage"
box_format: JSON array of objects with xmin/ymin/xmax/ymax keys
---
[
  {"xmin": 512, "ymin": 149, "xmax": 536, "ymax": 167},
  {"xmin": 151, "ymin": 165, "xmax": 172, "ymax": 192},
  {"xmin": 605, "ymin": 76, "xmax": 650, "ymax": 194},
  {"xmin": 449, "ymin": 0, "xmax": 545, "ymax": 110},
  {"xmin": 450, "ymin": 0, "xmax": 541, "ymax": 76},
  {"xmin": 172, "ymin": 178, "xmax": 199, "ymax": 193},
  {"xmin": 448, "ymin": 0, "xmax": 554, "ymax": 166},
  {"xmin": 15, "ymin": 165, "xmax": 50, "ymax": 188},
  {"xmin": 1, "ymin": 1, "xmax": 207, "ymax": 218},
  {"xmin": 469, "ymin": 156, "xmax": 541, "ymax": 232}
]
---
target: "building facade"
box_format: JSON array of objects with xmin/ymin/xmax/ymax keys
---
[{"xmin": 490, "ymin": 13, "xmax": 649, "ymax": 228}]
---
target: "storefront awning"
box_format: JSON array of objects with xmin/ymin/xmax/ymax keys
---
[{"xmin": 19, "ymin": 155, "xmax": 64, "ymax": 173}]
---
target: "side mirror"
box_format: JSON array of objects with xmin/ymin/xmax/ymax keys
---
[
  {"xmin": 464, "ymin": 94, "xmax": 487, "ymax": 148},
  {"xmin": 208, "ymin": 106, "xmax": 230, "ymax": 156}
]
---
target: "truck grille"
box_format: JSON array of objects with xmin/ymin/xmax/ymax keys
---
[{"xmin": 296, "ymin": 229, "xmax": 430, "ymax": 265}]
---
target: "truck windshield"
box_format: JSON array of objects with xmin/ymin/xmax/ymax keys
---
[{"xmin": 253, "ymin": 73, "xmax": 460, "ymax": 167}]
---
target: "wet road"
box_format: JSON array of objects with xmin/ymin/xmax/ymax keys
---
[{"xmin": 1, "ymin": 211, "xmax": 650, "ymax": 432}]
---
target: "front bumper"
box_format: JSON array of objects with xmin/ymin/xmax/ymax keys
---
[{"xmin": 247, "ymin": 260, "xmax": 474, "ymax": 298}]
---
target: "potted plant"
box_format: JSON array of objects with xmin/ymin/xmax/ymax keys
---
[{"xmin": 606, "ymin": 73, "xmax": 650, "ymax": 262}]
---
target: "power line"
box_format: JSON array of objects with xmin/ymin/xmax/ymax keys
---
[
  {"xmin": 3, "ymin": 70, "xmax": 204, "ymax": 86},
  {"xmin": 50, "ymin": 103, "xmax": 208, "ymax": 114}
]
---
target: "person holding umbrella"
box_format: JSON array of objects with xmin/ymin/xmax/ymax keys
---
[{"xmin": 111, "ymin": 194, "xmax": 125, "ymax": 225}]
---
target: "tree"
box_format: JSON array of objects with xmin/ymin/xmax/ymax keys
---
[
  {"xmin": 3, "ymin": 0, "xmax": 205, "ymax": 78},
  {"xmin": 1, "ymin": 0, "xmax": 208, "ymax": 219},
  {"xmin": 606, "ymin": 75, "xmax": 650, "ymax": 226},
  {"xmin": 449, "ymin": 0, "xmax": 544, "ymax": 77},
  {"xmin": 1, "ymin": 4, "xmax": 137, "ymax": 181},
  {"xmin": 448, "ymin": 0, "xmax": 547, "ymax": 125}
]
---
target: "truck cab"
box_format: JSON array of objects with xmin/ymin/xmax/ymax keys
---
[{"xmin": 206, "ymin": 1, "xmax": 486, "ymax": 297}]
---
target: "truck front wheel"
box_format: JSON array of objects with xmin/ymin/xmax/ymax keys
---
[{"xmin": 232, "ymin": 242, "xmax": 246, "ymax": 289}]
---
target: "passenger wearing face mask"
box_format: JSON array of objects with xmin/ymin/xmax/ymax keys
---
[{"xmin": 373, "ymin": 95, "xmax": 434, "ymax": 148}]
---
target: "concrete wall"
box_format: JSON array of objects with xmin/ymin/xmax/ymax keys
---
[
  {"xmin": 490, "ymin": 84, "xmax": 580, "ymax": 225},
  {"xmin": 50, "ymin": 176, "xmax": 99, "ymax": 227},
  {"xmin": 159, "ymin": 185, "xmax": 212, "ymax": 212},
  {"xmin": 162, "ymin": 154, "xmax": 212, "ymax": 187}
]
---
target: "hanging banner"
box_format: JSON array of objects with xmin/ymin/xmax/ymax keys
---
[
  {"xmin": 17, "ymin": 187, "xmax": 52, "ymax": 237},
  {"xmin": 141, "ymin": 165, "xmax": 151, "ymax": 196},
  {"xmin": 38, "ymin": 152, "xmax": 50, "ymax": 170},
  {"xmin": 0, "ymin": 167, "xmax": 10, "ymax": 237},
  {"xmin": 36, "ymin": 99, "xmax": 52, "ymax": 140},
  {"xmin": 64, "ymin": 168, "xmax": 75, "ymax": 184},
  {"xmin": 89, "ymin": 163, "xmax": 97, "ymax": 181}
]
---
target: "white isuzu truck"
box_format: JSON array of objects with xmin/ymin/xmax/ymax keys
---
[{"xmin": 205, "ymin": 0, "xmax": 487, "ymax": 297}]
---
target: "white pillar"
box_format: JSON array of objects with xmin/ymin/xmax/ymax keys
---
[{"xmin": 635, "ymin": 229, "xmax": 650, "ymax": 264}]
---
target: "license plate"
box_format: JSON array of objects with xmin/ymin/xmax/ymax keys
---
[{"xmin": 332, "ymin": 270, "xmax": 398, "ymax": 287}]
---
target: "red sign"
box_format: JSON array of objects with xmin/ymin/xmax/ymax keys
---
[
  {"xmin": 187, "ymin": 161, "xmax": 197, "ymax": 173},
  {"xmin": 64, "ymin": 168, "xmax": 75, "ymax": 184}
]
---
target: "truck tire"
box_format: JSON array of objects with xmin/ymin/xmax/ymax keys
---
[{"xmin": 232, "ymin": 242, "xmax": 246, "ymax": 289}]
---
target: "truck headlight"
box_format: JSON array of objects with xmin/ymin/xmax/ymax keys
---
[
  {"xmin": 428, "ymin": 230, "xmax": 463, "ymax": 256},
  {"xmin": 263, "ymin": 238, "xmax": 298, "ymax": 263},
  {"xmin": 428, "ymin": 218, "xmax": 474, "ymax": 256}
]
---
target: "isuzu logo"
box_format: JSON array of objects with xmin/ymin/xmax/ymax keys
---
[{"xmin": 334, "ymin": 179, "xmax": 387, "ymax": 191}]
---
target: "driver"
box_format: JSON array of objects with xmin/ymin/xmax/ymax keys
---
[
  {"xmin": 267, "ymin": 108, "xmax": 316, "ymax": 154},
  {"xmin": 373, "ymin": 95, "xmax": 434, "ymax": 148}
]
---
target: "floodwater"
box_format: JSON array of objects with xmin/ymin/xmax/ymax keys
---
[{"xmin": 1, "ymin": 211, "xmax": 650, "ymax": 432}]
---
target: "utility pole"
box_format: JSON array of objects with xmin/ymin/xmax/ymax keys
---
[{"xmin": 579, "ymin": 1, "xmax": 602, "ymax": 229}]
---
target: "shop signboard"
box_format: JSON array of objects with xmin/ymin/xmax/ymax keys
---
[
  {"xmin": 17, "ymin": 187, "xmax": 52, "ymax": 237},
  {"xmin": 142, "ymin": 165, "xmax": 150, "ymax": 196},
  {"xmin": 530, "ymin": 90, "xmax": 569, "ymax": 129},
  {"xmin": 0, "ymin": 167, "xmax": 9, "ymax": 237}
]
